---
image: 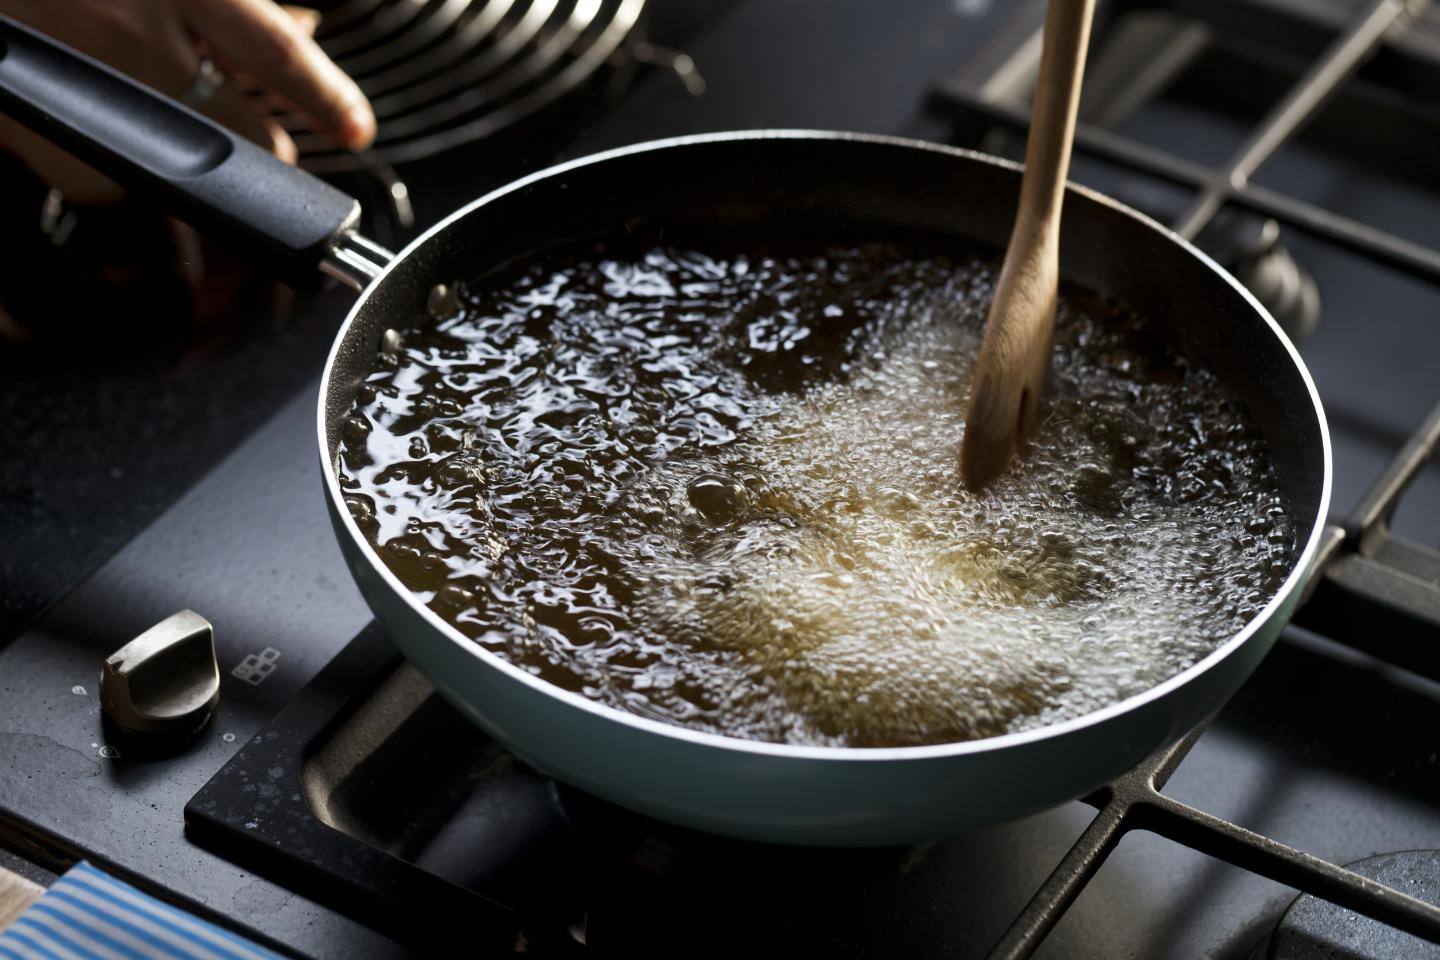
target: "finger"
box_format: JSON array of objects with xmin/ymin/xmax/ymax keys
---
[
  {"xmin": 163, "ymin": 17, "xmax": 298, "ymax": 164},
  {"xmin": 264, "ymin": 116, "xmax": 299, "ymax": 165},
  {"xmin": 185, "ymin": 0, "xmax": 375, "ymax": 150},
  {"xmin": 282, "ymin": 6, "xmax": 322, "ymax": 36},
  {"xmin": 198, "ymin": 81, "xmax": 295, "ymax": 160}
]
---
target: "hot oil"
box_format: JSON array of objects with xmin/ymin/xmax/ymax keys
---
[{"xmin": 337, "ymin": 237, "xmax": 1295, "ymax": 748}]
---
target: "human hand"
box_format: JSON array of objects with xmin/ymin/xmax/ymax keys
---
[{"xmin": 0, "ymin": 0, "xmax": 376, "ymax": 204}]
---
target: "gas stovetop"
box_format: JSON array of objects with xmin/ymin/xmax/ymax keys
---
[{"xmin": 3, "ymin": 1, "xmax": 1440, "ymax": 958}]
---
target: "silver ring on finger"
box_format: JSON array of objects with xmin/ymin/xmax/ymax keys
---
[{"xmin": 179, "ymin": 57, "xmax": 226, "ymax": 109}]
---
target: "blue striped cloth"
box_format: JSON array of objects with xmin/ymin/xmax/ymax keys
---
[{"xmin": 0, "ymin": 862, "xmax": 283, "ymax": 960}]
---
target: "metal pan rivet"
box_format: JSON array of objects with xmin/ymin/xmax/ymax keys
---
[{"xmin": 427, "ymin": 283, "xmax": 461, "ymax": 320}]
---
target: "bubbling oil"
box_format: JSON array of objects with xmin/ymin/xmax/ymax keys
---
[{"xmin": 337, "ymin": 237, "xmax": 1295, "ymax": 748}]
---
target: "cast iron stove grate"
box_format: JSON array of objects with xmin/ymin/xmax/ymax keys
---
[
  {"xmin": 928, "ymin": 0, "xmax": 1440, "ymax": 956},
  {"xmin": 187, "ymin": 1, "xmax": 1440, "ymax": 956}
]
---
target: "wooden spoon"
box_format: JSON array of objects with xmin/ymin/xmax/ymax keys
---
[{"xmin": 960, "ymin": 0, "xmax": 1097, "ymax": 491}]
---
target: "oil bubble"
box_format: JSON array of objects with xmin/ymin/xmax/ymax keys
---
[{"xmin": 686, "ymin": 474, "xmax": 749, "ymax": 525}]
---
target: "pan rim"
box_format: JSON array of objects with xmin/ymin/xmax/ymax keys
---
[{"xmin": 317, "ymin": 128, "xmax": 1333, "ymax": 763}]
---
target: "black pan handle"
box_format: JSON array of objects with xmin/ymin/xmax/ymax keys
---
[{"xmin": 0, "ymin": 14, "xmax": 381, "ymax": 288}]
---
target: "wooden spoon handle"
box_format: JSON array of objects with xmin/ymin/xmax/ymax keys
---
[
  {"xmin": 1018, "ymin": 0, "xmax": 1096, "ymax": 239},
  {"xmin": 959, "ymin": 0, "xmax": 1096, "ymax": 491}
]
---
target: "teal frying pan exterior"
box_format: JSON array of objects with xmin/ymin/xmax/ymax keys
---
[{"xmin": 316, "ymin": 133, "xmax": 1331, "ymax": 844}]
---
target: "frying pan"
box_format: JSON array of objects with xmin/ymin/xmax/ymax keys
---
[{"xmin": 0, "ymin": 16, "xmax": 1331, "ymax": 844}]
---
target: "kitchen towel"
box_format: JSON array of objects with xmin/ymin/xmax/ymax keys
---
[{"xmin": 0, "ymin": 861, "xmax": 282, "ymax": 960}]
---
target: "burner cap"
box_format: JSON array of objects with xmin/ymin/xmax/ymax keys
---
[
  {"xmin": 1269, "ymin": 850, "xmax": 1440, "ymax": 959},
  {"xmin": 285, "ymin": 0, "xmax": 647, "ymax": 172}
]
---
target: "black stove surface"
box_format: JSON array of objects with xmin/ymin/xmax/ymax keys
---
[
  {"xmin": 182, "ymin": 616, "xmax": 1440, "ymax": 958},
  {"xmin": 4, "ymin": 1, "xmax": 1440, "ymax": 958}
]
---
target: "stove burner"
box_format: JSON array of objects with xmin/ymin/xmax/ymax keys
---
[
  {"xmin": 278, "ymin": 0, "xmax": 648, "ymax": 172},
  {"xmin": 1265, "ymin": 851, "xmax": 1440, "ymax": 959},
  {"xmin": 1194, "ymin": 213, "xmax": 1321, "ymax": 345}
]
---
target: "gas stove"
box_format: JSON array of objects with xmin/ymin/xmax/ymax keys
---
[{"xmin": 3, "ymin": 1, "xmax": 1440, "ymax": 957}]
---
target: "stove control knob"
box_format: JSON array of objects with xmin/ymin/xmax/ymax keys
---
[{"xmin": 100, "ymin": 610, "xmax": 220, "ymax": 738}]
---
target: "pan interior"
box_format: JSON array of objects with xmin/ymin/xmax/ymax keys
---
[{"xmin": 320, "ymin": 133, "xmax": 1327, "ymax": 747}]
